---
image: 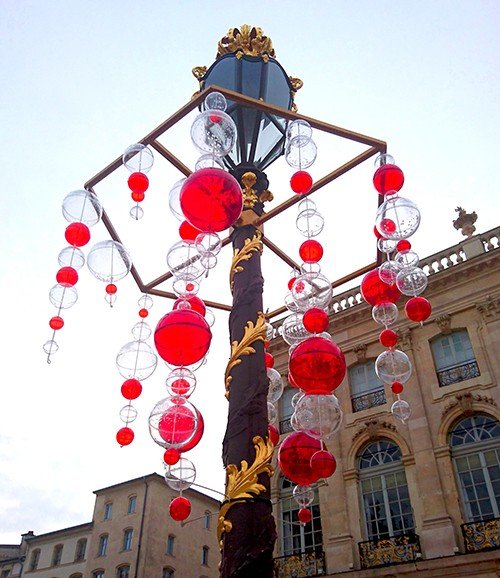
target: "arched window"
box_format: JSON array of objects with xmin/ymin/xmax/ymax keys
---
[
  {"xmin": 431, "ymin": 329, "xmax": 479, "ymax": 386},
  {"xmin": 450, "ymin": 415, "xmax": 500, "ymax": 521},
  {"xmin": 116, "ymin": 565, "xmax": 129, "ymax": 578},
  {"xmin": 74, "ymin": 538, "xmax": 87, "ymax": 562},
  {"xmin": 349, "ymin": 361, "xmax": 385, "ymax": 412},
  {"xmin": 358, "ymin": 440, "xmax": 415, "ymax": 539},
  {"xmin": 201, "ymin": 546, "xmax": 209, "ymax": 566},
  {"xmin": 128, "ymin": 495, "xmax": 137, "ymax": 514},
  {"xmin": 122, "ymin": 528, "xmax": 133, "ymax": 551},
  {"xmin": 104, "ymin": 502, "xmax": 113, "ymax": 520},
  {"xmin": 29, "ymin": 548, "xmax": 40, "ymax": 571},
  {"xmin": 279, "ymin": 388, "xmax": 295, "ymax": 434},
  {"xmin": 92, "ymin": 571, "xmax": 104, "ymax": 578},
  {"xmin": 98, "ymin": 534, "xmax": 108, "ymax": 557},
  {"xmin": 203, "ymin": 511, "xmax": 211, "ymax": 530},
  {"xmin": 279, "ymin": 476, "xmax": 323, "ymax": 556},
  {"xmin": 70, "ymin": 574, "xmax": 83, "ymax": 578},
  {"xmin": 52, "ymin": 544, "xmax": 63, "ymax": 567},
  {"xmin": 162, "ymin": 567, "xmax": 174, "ymax": 578}
]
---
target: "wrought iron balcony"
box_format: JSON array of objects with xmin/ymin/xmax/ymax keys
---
[
  {"xmin": 358, "ymin": 532, "xmax": 421, "ymax": 569},
  {"xmin": 437, "ymin": 360, "xmax": 480, "ymax": 387},
  {"xmin": 351, "ymin": 387, "xmax": 386, "ymax": 413},
  {"xmin": 279, "ymin": 418, "xmax": 293, "ymax": 435},
  {"xmin": 461, "ymin": 518, "xmax": 500, "ymax": 552},
  {"xmin": 274, "ymin": 550, "xmax": 326, "ymax": 577}
]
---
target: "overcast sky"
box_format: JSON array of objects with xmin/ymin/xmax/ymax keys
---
[{"xmin": 0, "ymin": 0, "xmax": 498, "ymax": 543}]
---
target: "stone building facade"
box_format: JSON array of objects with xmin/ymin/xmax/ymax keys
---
[{"xmin": 271, "ymin": 227, "xmax": 500, "ymax": 577}]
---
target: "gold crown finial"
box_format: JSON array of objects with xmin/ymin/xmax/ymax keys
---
[{"xmin": 217, "ymin": 25, "xmax": 275, "ymax": 61}]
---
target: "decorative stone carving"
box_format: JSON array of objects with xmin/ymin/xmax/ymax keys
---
[
  {"xmin": 435, "ymin": 314, "xmax": 452, "ymax": 334},
  {"xmin": 396, "ymin": 329, "xmax": 412, "ymax": 351},
  {"xmin": 453, "ymin": 207, "xmax": 477, "ymax": 237},
  {"xmin": 442, "ymin": 392, "xmax": 497, "ymax": 418},
  {"xmin": 353, "ymin": 343, "xmax": 367, "ymax": 363},
  {"xmin": 476, "ymin": 296, "xmax": 500, "ymax": 321},
  {"xmin": 353, "ymin": 419, "xmax": 397, "ymax": 442}
]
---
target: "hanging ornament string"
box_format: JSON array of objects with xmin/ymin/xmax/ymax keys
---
[{"xmin": 123, "ymin": 144, "xmax": 154, "ymax": 221}]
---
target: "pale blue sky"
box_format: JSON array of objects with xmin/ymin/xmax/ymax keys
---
[{"xmin": 0, "ymin": 0, "xmax": 498, "ymax": 543}]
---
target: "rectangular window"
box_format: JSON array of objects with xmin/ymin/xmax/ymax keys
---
[
  {"xmin": 350, "ymin": 361, "xmax": 386, "ymax": 412},
  {"xmin": 166, "ymin": 534, "xmax": 175, "ymax": 555},
  {"xmin": 123, "ymin": 529, "xmax": 133, "ymax": 551},
  {"xmin": 75, "ymin": 538, "xmax": 87, "ymax": 561},
  {"xmin": 29, "ymin": 549, "xmax": 40, "ymax": 571},
  {"xmin": 202, "ymin": 546, "xmax": 209, "ymax": 566},
  {"xmin": 52, "ymin": 544, "xmax": 63, "ymax": 567},
  {"xmin": 104, "ymin": 502, "xmax": 113, "ymax": 520},
  {"xmin": 128, "ymin": 496, "xmax": 137, "ymax": 514},
  {"xmin": 98, "ymin": 535, "xmax": 108, "ymax": 557}
]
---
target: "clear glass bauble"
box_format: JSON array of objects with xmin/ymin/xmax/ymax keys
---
[
  {"xmin": 372, "ymin": 302, "xmax": 399, "ymax": 326},
  {"xmin": 375, "ymin": 196, "xmax": 421, "ymax": 240},
  {"xmin": 119, "ymin": 404, "xmax": 138, "ymax": 424},
  {"xmin": 267, "ymin": 368, "xmax": 284, "ymax": 403},
  {"xmin": 131, "ymin": 321, "xmax": 152, "ymax": 341},
  {"xmin": 379, "ymin": 260, "xmax": 402, "ymax": 285},
  {"xmin": 290, "ymin": 412, "xmax": 302, "ymax": 432},
  {"xmin": 43, "ymin": 340, "xmax": 58, "ymax": 355},
  {"xmin": 375, "ymin": 349, "xmax": 412, "ymax": 384},
  {"xmin": 148, "ymin": 396, "xmax": 198, "ymax": 449},
  {"xmin": 285, "ymin": 139, "xmax": 317, "ymax": 169},
  {"xmin": 165, "ymin": 457, "xmax": 196, "ymax": 491},
  {"xmin": 394, "ymin": 250, "xmax": 419, "ymax": 270},
  {"xmin": 87, "ymin": 240, "xmax": 132, "ymax": 282},
  {"xmin": 284, "ymin": 292, "xmax": 301, "ymax": 313},
  {"xmin": 190, "ymin": 110, "xmax": 237, "ymax": 157},
  {"xmin": 116, "ymin": 340, "xmax": 158, "ymax": 381},
  {"xmin": 130, "ymin": 205, "xmax": 144, "ymax": 220},
  {"xmin": 301, "ymin": 262, "xmax": 322, "ymax": 277},
  {"xmin": 374, "ymin": 153, "xmax": 395, "ymax": 168},
  {"xmin": 49, "ymin": 284, "xmax": 78, "ymax": 309},
  {"xmin": 391, "ymin": 399, "xmax": 411, "ymax": 423},
  {"xmin": 294, "ymin": 394, "xmax": 343, "ymax": 440},
  {"xmin": 377, "ymin": 238, "xmax": 398, "ymax": 254},
  {"xmin": 293, "ymin": 484, "xmax": 314, "ymax": 507},
  {"xmin": 169, "ymin": 178, "xmax": 186, "ymax": 221},
  {"xmin": 265, "ymin": 322, "xmax": 274, "ymax": 341},
  {"xmin": 291, "ymin": 273, "xmax": 332, "ymax": 312},
  {"xmin": 58, "ymin": 246, "xmax": 85, "ymax": 270},
  {"xmin": 396, "ymin": 267, "xmax": 428, "ymax": 296},
  {"xmin": 200, "ymin": 253, "xmax": 217, "ymax": 269},
  {"xmin": 105, "ymin": 293, "xmax": 117, "ymax": 306},
  {"xmin": 205, "ymin": 308, "xmax": 215, "ymax": 327},
  {"xmin": 138, "ymin": 294, "xmax": 154, "ymax": 309},
  {"xmin": 286, "ymin": 120, "xmax": 313, "ymax": 146},
  {"xmin": 123, "ymin": 143, "xmax": 154, "ymax": 173},
  {"xmin": 172, "ymin": 278, "xmax": 200, "ymax": 298},
  {"xmin": 165, "ymin": 367, "xmax": 196, "ymax": 398},
  {"xmin": 167, "ymin": 240, "xmax": 206, "ymax": 281},
  {"xmin": 268, "ymin": 401, "xmax": 277, "ymax": 424},
  {"xmin": 195, "ymin": 232, "xmax": 221, "ymax": 256},
  {"xmin": 298, "ymin": 197, "xmax": 316, "ymax": 212},
  {"xmin": 280, "ymin": 313, "xmax": 309, "ymax": 346},
  {"xmin": 62, "ymin": 190, "xmax": 102, "ymax": 226},
  {"xmin": 195, "ymin": 153, "xmax": 224, "ymax": 171},
  {"xmin": 291, "ymin": 391, "xmax": 305, "ymax": 408},
  {"xmin": 203, "ymin": 91, "xmax": 227, "ymax": 111},
  {"xmin": 296, "ymin": 209, "xmax": 324, "ymax": 237}
]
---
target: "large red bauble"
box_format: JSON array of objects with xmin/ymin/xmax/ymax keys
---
[
  {"xmin": 56, "ymin": 266, "xmax": 78, "ymax": 287},
  {"xmin": 121, "ymin": 378, "xmax": 142, "ymax": 400},
  {"xmin": 299, "ymin": 240, "xmax": 323, "ymax": 263},
  {"xmin": 405, "ymin": 296, "xmax": 432, "ymax": 322},
  {"xmin": 173, "ymin": 295, "xmax": 206, "ymax": 317},
  {"xmin": 116, "ymin": 427, "xmax": 134, "ymax": 446},
  {"xmin": 180, "ymin": 168, "xmax": 243, "ymax": 233},
  {"xmin": 373, "ymin": 164, "xmax": 404, "ymax": 195},
  {"xmin": 298, "ymin": 508, "xmax": 312, "ymax": 524},
  {"xmin": 278, "ymin": 432, "xmax": 322, "ymax": 485},
  {"xmin": 158, "ymin": 404, "xmax": 197, "ymax": 446},
  {"xmin": 290, "ymin": 171, "xmax": 313, "ymax": 194},
  {"xmin": 65, "ymin": 222, "xmax": 90, "ymax": 247},
  {"xmin": 360, "ymin": 269, "xmax": 401, "ymax": 306},
  {"xmin": 179, "ymin": 220, "xmax": 202, "ymax": 242},
  {"xmin": 268, "ymin": 424, "xmax": 280, "ymax": 446},
  {"xmin": 303, "ymin": 308, "xmax": 329, "ymax": 334},
  {"xmin": 154, "ymin": 309, "xmax": 211, "ymax": 366},
  {"xmin": 288, "ymin": 336, "xmax": 346, "ymax": 394},
  {"xmin": 176, "ymin": 410, "xmax": 204, "ymax": 453},
  {"xmin": 127, "ymin": 172, "xmax": 149, "ymax": 194},
  {"xmin": 310, "ymin": 450, "xmax": 337, "ymax": 479},
  {"xmin": 169, "ymin": 496, "xmax": 191, "ymax": 521}
]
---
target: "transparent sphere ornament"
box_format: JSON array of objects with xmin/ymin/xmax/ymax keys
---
[
  {"xmin": 130, "ymin": 205, "xmax": 144, "ymax": 220},
  {"xmin": 43, "ymin": 339, "xmax": 59, "ymax": 355},
  {"xmin": 268, "ymin": 401, "xmax": 277, "ymax": 424},
  {"xmin": 291, "ymin": 273, "xmax": 332, "ymax": 312},
  {"xmin": 195, "ymin": 153, "xmax": 224, "ymax": 171},
  {"xmin": 203, "ymin": 91, "xmax": 227, "ymax": 111},
  {"xmin": 286, "ymin": 139, "xmax": 317, "ymax": 169},
  {"xmin": 166, "ymin": 367, "xmax": 196, "ymax": 398},
  {"xmin": 298, "ymin": 197, "xmax": 317, "ymax": 212},
  {"xmin": 394, "ymin": 250, "xmax": 419, "ymax": 270},
  {"xmin": 172, "ymin": 278, "xmax": 200, "ymax": 298},
  {"xmin": 149, "ymin": 396, "xmax": 198, "ymax": 449},
  {"xmin": 295, "ymin": 394, "xmax": 343, "ymax": 440},
  {"xmin": 372, "ymin": 302, "xmax": 399, "ymax": 326},
  {"xmin": 290, "ymin": 412, "xmax": 303, "ymax": 432},
  {"xmin": 301, "ymin": 262, "xmax": 322, "ymax": 277},
  {"xmin": 375, "ymin": 349, "xmax": 412, "ymax": 384},
  {"xmin": 296, "ymin": 209, "xmax": 324, "ymax": 237},
  {"xmin": 293, "ymin": 484, "xmax": 314, "ymax": 507},
  {"xmin": 396, "ymin": 267, "xmax": 428, "ymax": 296},
  {"xmin": 123, "ymin": 143, "xmax": 154, "ymax": 173},
  {"xmin": 287, "ymin": 120, "xmax": 313, "ymax": 146},
  {"xmin": 200, "ymin": 253, "xmax": 217, "ymax": 269},
  {"xmin": 377, "ymin": 238, "xmax": 398, "ymax": 254},
  {"xmin": 205, "ymin": 308, "xmax": 215, "ymax": 327},
  {"xmin": 379, "ymin": 260, "xmax": 402, "ymax": 285},
  {"xmin": 131, "ymin": 321, "xmax": 152, "ymax": 341},
  {"xmin": 284, "ymin": 292, "xmax": 301, "ymax": 313},
  {"xmin": 116, "ymin": 340, "xmax": 158, "ymax": 381},
  {"xmin": 167, "ymin": 240, "xmax": 206, "ymax": 281},
  {"xmin": 267, "ymin": 368, "xmax": 284, "ymax": 403},
  {"xmin": 375, "ymin": 196, "xmax": 421, "ymax": 240},
  {"xmin": 292, "ymin": 391, "xmax": 305, "ymax": 408},
  {"xmin": 374, "ymin": 153, "xmax": 395, "ymax": 168},
  {"xmin": 265, "ymin": 322, "xmax": 274, "ymax": 341},
  {"xmin": 58, "ymin": 246, "xmax": 85, "ymax": 270},
  {"xmin": 281, "ymin": 313, "xmax": 309, "ymax": 346},
  {"xmin": 190, "ymin": 110, "xmax": 237, "ymax": 157},
  {"xmin": 168, "ymin": 178, "xmax": 186, "ymax": 221},
  {"xmin": 165, "ymin": 457, "xmax": 197, "ymax": 491},
  {"xmin": 119, "ymin": 404, "xmax": 138, "ymax": 424},
  {"xmin": 105, "ymin": 293, "xmax": 117, "ymax": 306},
  {"xmin": 391, "ymin": 399, "xmax": 411, "ymax": 423},
  {"xmin": 138, "ymin": 294, "xmax": 154, "ymax": 309},
  {"xmin": 49, "ymin": 284, "xmax": 78, "ymax": 309},
  {"xmin": 87, "ymin": 240, "xmax": 132, "ymax": 282},
  {"xmin": 195, "ymin": 232, "xmax": 222, "ymax": 256},
  {"xmin": 62, "ymin": 190, "xmax": 102, "ymax": 226}
]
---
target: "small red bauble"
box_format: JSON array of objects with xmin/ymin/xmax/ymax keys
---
[
  {"xmin": 405, "ymin": 296, "xmax": 432, "ymax": 322},
  {"xmin": 121, "ymin": 378, "xmax": 142, "ymax": 400},
  {"xmin": 290, "ymin": 171, "xmax": 313, "ymax": 194},
  {"xmin": 268, "ymin": 424, "xmax": 280, "ymax": 446},
  {"xmin": 179, "ymin": 220, "xmax": 202, "ymax": 242},
  {"xmin": 65, "ymin": 222, "xmax": 90, "ymax": 247},
  {"xmin": 264, "ymin": 352, "xmax": 274, "ymax": 368},
  {"xmin": 173, "ymin": 295, "xmax": 206, "ymax": 317},
  {"xmin": 373, "ymin": 164, "xmax": 404, "ymax": 195},
  {"xmin": 310, "ymin": 450, "xmax": 337, "ymax": 479},
  {"xmin": 127, "ymin": 172, "xmax": 149, "ymax": 194},
  {"xmin": 49, "ymin": 316, "xmax": 64, "ymax": 330},
  {"xmin": 116, "ymin": 427, "xmax": 134, "ymax": 446},
  {"xmin": 171, "ymin": 378, "xmax": 190, "ymax": 396},
  {"xmin": 391, "ymin": 381, "xmax": 404, "ymax": 394},
  {"xmin": 169, "ymin": 496, "xmax": 191, "ymax": 522},
  {"xmin": 278, "ymin": 431, "xmax": 322, "ymax": 485},
  {"xmin": 288, "ymin": 277, "xmax": 297, "ymax": 290},
  {"xmin": 299, "ymin": 240, "xmax": 323, "ymax": 263},
  {"xmin": 106, "ymin": 283, "xmax": 117, "ymax": 295},
  {"xmin": 360, "ymin": 269, "xmax": 401, "ymax": 306},
  {"xmin": 379, "ymin": 329, "xmax": 398, "ymax": 348},
  {"xmin": 396, "ymin": 240, "xmax": 411, "ymax": 252},
  {"xmin": 379, "ymin": 218, "xmax": 396, "ymax": 235},
  {"xmin": 139, "ymin": 308, "xmax": 149, "ymax": 318},
  {"xmin": 298, "ymin": 508, "xmax": 312, "ymax": 524},
  {"xmin": 56, "ymin": 266, "xmax": 78, "ymax": 287},
  {"xmin": 131, "ymin": 191, "xmax": 145, "ymax": 202},
  {"xmin": 303, "ymin": 308, "xmax": 329, "ymax": 334},
  {"xmin": 163, "ymin": 448, "xmax": 180, "ymax": 465},
  {"xmin": 373, "ymin": 225, "xmax": 383, "ymax": 239}
]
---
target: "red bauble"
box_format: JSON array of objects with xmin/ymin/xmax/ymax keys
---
[
  {"xmin": 154, "ymin": 309, "xmax": 211, "ymax": 366},
  {"xmin": 173, "ymin": 295, "xmax": 206, "ymax": 317},
  {"xmin": 373, "ymin": 164, "xmax": 404, "ymax": 195},
  {"xmin": 288, "ymin": 277, "xmax": 297, "ymax": 290},
  {"xmin": 298, "ymin": 508, "xmax": 312, "ymax": 524},
  {"xmin": 158, "ymin": 404, "xmax": 197, "ymax": 445},
  {"xmin": 380, "ymin": 218, "xmax": 396, "ymax": 235},
  {"xmin": 373, "ymin": 225, "xmax": 383, "ymax": 239},
  {"xmin": 290, "ymin": 171, "xmax": 313, "ymax": 194},
  {"xmin": 180, "ymin": 168, "xmax": 243, "ymax": 233},
  {"xmin": 106, "ymin": 283, "xmax": 117, "ymax": 294},
  {"xmin": 169, "ymin": 496, "xmax": 191, "ymax": 522},
  {"xmin": 179, "ymin": 220, "xmax": 202, "ymax": 242},
  {"xmin": 139, "ymin": 308, "xmax": 149, "ymax": 318},
  {"xmin": 360, "ymin": 269, "xmax": 401, "ymax": 306},
  {"xmin": 391, "ymin": 381, "xmax": 404, "ymax": 394},
  {"xmin": 396, "ymin": 239, "xmax": 411, "ymax": 252},
  {"xmin": 131, "ymin": 191, "xmax": 145, "ymax": 202},
  {"xmin": 303, "ymin": 308, "xmax": 329, "ymax": 334},
  {"xmin": 56, "ymin": 266, "xmax": 78, "ymax": 287},
  {"xmin": 265, "ymin": 352, "xmax": 274, "ymax": 368},
  {"xmin": 65, "ymin": 222, "xmax": 90, "ymax": 247},
  {"xmin": 176, "ymin": 410, "xmax": 204, "ymax": 453},
  {"xmin": 379, "ymin": 329, "xmax": 398, "ymax": 348},
  {"xmin": 171, "ymin": 378, "xmax": 190, "ymax": 396},
  {"xmin": 163, "ymin": 448, "xmax": 180, "ymax": 465},
  {"xmin": 288, "ymin": 336, "xmax": 346, "ymax": 394},
  {"xmin": 278, "ymin": 431, "xmax": 322, "ymax": 485},
  {"xmin": 49, "ymin": 316, "xmax": 64, "ymax": 330},
  {"xmin": 121, "ymin": 378, "xmax": 142, "ymax": 400},
  {"xmin": 268, "ymin": 424, "xmax": 280, "ymax": 446},
  {"xmin": 299, "ymin": 240, "xmax": 323, "ymax": 263},
  {"xmin": 405, "ymin": 296, "xmax": 432, "ymax": 322},
  {"xmin": 116, "ymin": 427, "xmax": 134, "ymax": 446},
  {"xmin": 128, "ymin": 172, "xmax": 149, "ymax": 194},
  {"xmin": 310, "ymin": 450, "xmax": 337, "ymax": 479},
  {"xmin": 288, "ymin": 372, "xmax": 299, "ymax": 389}
]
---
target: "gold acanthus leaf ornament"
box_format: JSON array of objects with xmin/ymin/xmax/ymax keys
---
[
  {"xmin": 217, "ymin": 435, "xmax": 275, "ymax": 548},
  {"xmin": 225, "ymin": 311, "xmax": 267, "ymax": 398},
  {"xmin": 229, "ymin": 231, "xmax": 263, "ymax": 292},
  {"xmin": 217, "ymin": 25, "xmax": 275, "ymax": 61}
]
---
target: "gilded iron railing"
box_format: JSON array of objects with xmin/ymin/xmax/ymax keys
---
[
  {"xmin": 437, "ymin": 360, "xmax": 480, "ymax": 387},
  {"xmin": 351, "ymin": 387, "xmax": 386, "ymax": 413},
  {"xmin": 461, "ymin": 518, "xmax": 500, "ymax": 552},
  {"xmin": 358, "ymin": 532, "xmax": 421, "ymax": 569},
  {"xmin": 274, "ymin": 550, "xmax": 326, "ymax": 577}
]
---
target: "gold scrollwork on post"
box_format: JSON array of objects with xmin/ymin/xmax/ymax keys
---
[
  {"xmin": 217, "ymin": 25, "xmax": 275, "ymax": 60},
  {"xmin": 217, "ymin": 435, "xmax": 275, "ymax": 548},
  {"xmin": 229, "ymin": 231, "xmax": 263, "ymax": 292}
]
